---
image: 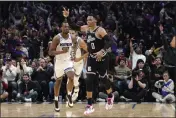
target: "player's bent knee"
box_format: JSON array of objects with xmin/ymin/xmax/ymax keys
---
[
  {"xmin": 4, "ymin": 92, "xmax": 8, "ymax": 97},
  {"xmin": 55, "ymin": 77, "xmax": 62, "ymax": 86},
  {"xmin": 66, "ymin": 71, "xmax": 74, "ymax": 79},
  {"xmin": 56, "ymin": 76, "xmax": 63, "ymax": 80},
  {"xmin": 86, "ymin": 74, "xmax": 95, "ymax": 92}
]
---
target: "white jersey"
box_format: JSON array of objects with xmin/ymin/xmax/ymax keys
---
[
  {"xmin": 75, "ymin": 37, "xmax": 82, "ymax": 59},
  {"xmin": 55, "ymin": 33, "xmax": 72, "ymax": 61},
  {"xmin": 72, "ymin": 37, "xmax": 84, "ymax": 76},
  {"xmin": 72, "ymin": 37, "xmax": 83, "ymax": 64}
]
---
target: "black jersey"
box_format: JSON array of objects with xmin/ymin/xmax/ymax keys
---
[{"xmin": 86, "ymin": 27, "xmax": 104, "ymax": 54}]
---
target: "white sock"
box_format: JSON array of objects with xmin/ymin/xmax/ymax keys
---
[
  {"xmin": 68, "ymin": 91, "xmax": 72, "ymax": 96},
  {"xmin": 55, "ymin": 96, "xmax": 58, "ymax": 101}
]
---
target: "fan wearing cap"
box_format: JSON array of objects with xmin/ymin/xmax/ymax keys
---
[
  {"xmin": 63, "ymin": 8, "xmax": 114, "ymax": 114},
  {"xmin": 129, "ymin": 38, "xmax": 146, "ymax": 70}
]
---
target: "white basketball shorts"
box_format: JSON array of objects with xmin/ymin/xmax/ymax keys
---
[{"xmin": 54, "ymin": 59, "xmax": 74, "ymax": 79}]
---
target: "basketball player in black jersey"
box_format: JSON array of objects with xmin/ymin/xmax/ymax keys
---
[{"xmin": 63, "ymin": 8, "xmax": 114, "ymax": 115}]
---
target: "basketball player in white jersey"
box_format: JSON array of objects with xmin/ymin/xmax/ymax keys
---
[
  {"xmin": 69, "ymin": 30, "xmax": 88, "ymax": 102},
  {"xmin": 49, "ymin": 21, "xmax": 75, "ymax": 112}
]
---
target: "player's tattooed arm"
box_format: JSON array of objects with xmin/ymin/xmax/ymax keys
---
[
  {"xmin": 99, "ymin": 27, "xmax": 113, "ymax": 52},
  {"xmin": 48, "ymin": 35, "xmax": 68, "ymax": 56},
  {"xmin": 93, "ymin": 27, "xmax": 113, "ymax": 61},
  {"xmin": 74, "ymin": 39, "xmax": 88, "ymax": 62}
]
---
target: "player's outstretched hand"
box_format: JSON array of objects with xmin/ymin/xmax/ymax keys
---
[{"xmin": 62, "ymin": 7, "xmax": 69, "ymax": 18}]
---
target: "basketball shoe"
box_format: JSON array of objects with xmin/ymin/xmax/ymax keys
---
[
  {"xmin": 105, "ymin": 94, "xmax": 114, "ymax": 110},
  {"xmin": 84, "ymin": 105, "xmax": 95, "ymax": 115}
]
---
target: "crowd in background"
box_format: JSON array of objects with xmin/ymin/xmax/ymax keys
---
[{"xmin": 0, "ymin": 1, "xmax": 176, "ymax": 104}]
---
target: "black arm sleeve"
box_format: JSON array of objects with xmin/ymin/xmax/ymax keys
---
[
  {"xmin": 102, "ymin": 35, "xmax": 114, "ymax": 51},
  {"xmin": 67, "ymin": 18, "xmax": 81, "ymax": 31}
]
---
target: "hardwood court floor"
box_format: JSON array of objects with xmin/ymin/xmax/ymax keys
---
[{"xmin": 1, "ymin": 102, "xmax": 175, "ymax": 117}]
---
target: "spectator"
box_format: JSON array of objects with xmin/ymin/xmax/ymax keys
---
[
  {"xmin": 1, "ymin": 58, "xmax": 17, "ymax": 102},
  {"xmin": 45, "ymin": 56, "xmax": 53, "ymax": 67},
  {"xmin": 48, "ymin": 76, "xmax": 55, "ymax": 102},
  {"xmin": 11, "ymin": 59, "xmax": 17, "ymax": 67},
  {"xmin": 151, "ymin": 57, "xmax": 165, "ymax": 79},
  {"xmin": 152, "ymin": 71, "xmax": 175, "ymax": 103},
  {"xmin": 115, "ymin": 41, "xmax": 126, "ymax": 56},
  {"xmin": 16, "ymin": 58, "xmax": 33, "ymax": 85},
  {"xmin": 17, "ymin": 74, "xmax": 38, "ymax": 102},
  {"xmin": 20, "ymin": 44, "xmax": 29, "ymax": 58},
  {"xmin": 11, "ymin": 43, "xmax": 26, "ymax": 61},
  {"xmin": 114, "ymin": 57, "xmax": 131, "ymax": 96},
  {"xmin": 31, "ymin": 60, "xmax": 38, "ymax": 71},
  {"xmin": 31, "ymin": 58, "xmax": 53, "ymax": 102},
  {"xmin": 121, "ymin": 70, "xmax": 148, "ymax": 102},
  {"xmin": 133, "ymin": 59, "xmax": 151, "ymax": 84},
  {"xmin": 130, "ymin": 39, "xmax": 146, "ymax": 70},
  {"xmin": 0, "ymin": 70, "xmax": 8, "ymax": 102},
  {"xmin": 98, "ymin": 73, "xmax": 120, "ymax": 102}
]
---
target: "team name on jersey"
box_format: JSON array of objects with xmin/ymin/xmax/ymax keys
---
[
  {"xmin": 60, "ymin": 43, "xmax": 72, "ymax": 47},
  {"xmin": 87, "ymin": 35, "xmax": 96, "ymax": 43}
]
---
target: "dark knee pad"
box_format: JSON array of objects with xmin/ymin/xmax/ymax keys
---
[
  {"xmin": 100, "ymin": 76, "xmax": 111, "ymax": 90},
  {"xmin": 86, "ymin": 74, "xmax": 96, "ymax": 92}
]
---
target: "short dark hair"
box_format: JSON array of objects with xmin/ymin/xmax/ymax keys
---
[
  {"xmin": 155, "ymin": 57, "xmax": 162, "ymax": 60},
  {"xmin": 61, "ymin": 20, "xmax": 69, "ymax": 27},
  {"xmin": 69, "ymin": 29, "xmax": 77, "ymax": 33},
  {"xmin": 163, "ymin": 71, "xmax": 169, "ymax": 76},
  {"xmin": 23, "ymin": 73, "xmax": 30, "ymax": 77},
  {"xmin": 88, "ymin": 13, "xmax": 98, "ymax": 20}
]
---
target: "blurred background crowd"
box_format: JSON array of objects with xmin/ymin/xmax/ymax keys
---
[{"xmin": 0, "ymin": 1, "xmax": 176, "ymax": 104}]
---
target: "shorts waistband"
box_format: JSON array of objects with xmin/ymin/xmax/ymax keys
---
[{"xmin": 89, "ymin": 53, "xmax": 107, "ymax": 59}]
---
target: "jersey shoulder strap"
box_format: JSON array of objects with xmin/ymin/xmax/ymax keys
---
[
  {"xmin": 57, "ymin": 33, "xmax": 62, "ymax": 41},
  {"xmin": 68, "ymin": 33, "xmax": 72, "ymax": 39},
  {"xmin": 77, "ymin": 37, "xmax": 82, "ymax": 48},
  {"xmin": 87, "ymin": 26, "xmax": 100, "ymax": 33},
  {"xmin": 77, "ymin": 36, "xmax": 81, "ymax": 42},
  {"xmin": 93, "ymin": 26, "xmax": 100, "ymax": 32}
]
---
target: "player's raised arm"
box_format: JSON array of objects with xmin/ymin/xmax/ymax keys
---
[
  {"xmin": 62, "ymin": 7, "xmax": 87, "ymax": 32},
  {"xmin": 48, "ymin": 35, "xmax": 67, "ymax": 56}
]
